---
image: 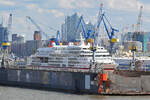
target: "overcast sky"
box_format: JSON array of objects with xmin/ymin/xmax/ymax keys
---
[{"xmin": 0, "ymin": 0, "xmax": 150, "ymax": 40}]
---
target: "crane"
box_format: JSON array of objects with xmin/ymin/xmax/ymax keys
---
[
  {"xmin": 26, "ymin": 16, "xmax": 49, "ymax": 40},
  {"xmin": 2, "ymin": 14, "xmax": 12, "ymax": 50},
  {"xmin": 94, "ymin": 3, "xmax": 104, "ymax": 45},
  {"xmin": 136, "ymin": 5, "xmax": 143, "ymax": 32},
  {"xmin": 76, "ymin": 16, "xmax": 94, "ymax": 42},
  {"xmin": 47, "ymin": 26, "xmax": 61, "ymax": 42},
  {"xmin": 29, "ymin": 19, "xmax": 61, "ymax": 44},
  {"xmin": 8, "ymin": 13, "xmax": 12, "ymax": 33},
  {"xmin": 131, "ymin": 5, "xmax": 143, "ymax": 52},
  {"xmin": 94, "ymin": 3, "xmax": 119, "ymax": 54}
]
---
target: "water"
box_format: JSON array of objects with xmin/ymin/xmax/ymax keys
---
[{"xmin": 0, "ymin": 86, "xmax": 149, "ymax": 100}]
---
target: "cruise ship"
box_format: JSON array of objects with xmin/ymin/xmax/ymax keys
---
[{"xmin": 29, "ymin": 37, "xmax": 117, "ymax": 70}]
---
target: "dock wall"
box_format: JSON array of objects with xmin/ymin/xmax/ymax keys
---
[{"xmin": 0, "ymin": 68, "xmax": 98, "ymax": 93}]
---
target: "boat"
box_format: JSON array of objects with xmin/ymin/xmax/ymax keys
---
[{"xmin": 29, "ymin": 35, "xmax": 117, "ymax": 71}]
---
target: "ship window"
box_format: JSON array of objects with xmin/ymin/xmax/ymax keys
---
[
  {"xmin": 95, "ymin": 55, "xmax": 110, "ymax": 57},
  {"xmin": 40, "ymin": 57, "xmax": 48, "ymax": 63}
]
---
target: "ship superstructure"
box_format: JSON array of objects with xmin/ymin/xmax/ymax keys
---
[{"xmin": 30, "ymin": 42, "xmax": 116, "ymax": 70}]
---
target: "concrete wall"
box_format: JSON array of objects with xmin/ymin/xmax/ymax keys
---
[
  {"xmin": 0, "ymin": 68, "xmax": 98, "ymax": 93},
  {"xmin": 109, "ymin": 72, "xmax": 150, "ymax": 93}
]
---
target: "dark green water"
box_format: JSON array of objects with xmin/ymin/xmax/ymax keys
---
[{"xmin": 0, "ymin": 86, "xmax": 149, "ymax": 100}]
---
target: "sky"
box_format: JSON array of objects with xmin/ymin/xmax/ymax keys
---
[{"xmin": 0, "ymin": 0, "xmax": 150, "ymax": 40}]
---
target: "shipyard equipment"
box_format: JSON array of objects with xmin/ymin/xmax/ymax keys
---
[
  {"xmin": 76, "ymin": 4, "xmax": 119, "ymax": 53},
  {"xmin": 48, "ymin": 26, "xmax": 61, "ymax": 45},
  {"xmin": 7, "ymin": 14, "xmax": 12, "ymax": 34},
  {"xmin": 1, "ymin": 14, "xmax": 12, "ymax": 68},
  {"xmin": 132, "ymin": 5, "xmax": 146, "ymax": 52},
  {"xmin": 76, "ymin": 16, "xmax": 94, "ymax": 43},
  {"xmin": 2, "ymin": 14, "xmax": 12, "ymax": 49},
  {"xmin": 26, "ymin": 16, "xmax": 49, "ymax": 40},
  {"xmin": 27, "ymin": 16, "xmax": 61, "ymax": 46},
  {"xmin": 136, "ymin": 6, "xmax": 143, "ymax": 32},
  {"xmin": 49, "ymin": 30, "xmax": 60, "ymax": 46},
  {"xmin": 95, "ymin": 3, "xmax": 119, "ymax": 53}
]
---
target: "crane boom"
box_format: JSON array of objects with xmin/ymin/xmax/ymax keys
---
[
  {"xmin": 76, "ymin": 16, "xmax": 94, "ymax": 40},
  {"xmin": 136, "ymin": 5, "xmax": 143, "ymax": 32},
  {"xmin": 76, "ymin": 16, "xmax": 87, "ymax": 39},
  {"xmin": 26, "ymin": 16, "xmax": 49, "ymax": 40},
  {"xmin": 93, "ymin": 3, "xmax": 119, "ymax": 54},
  {"xmin": 8, "ymin": 14, "xmax": 12, "ymax": 31}
]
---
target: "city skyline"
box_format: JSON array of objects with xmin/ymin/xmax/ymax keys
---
[{"xmin": 0, "ymin": 0, "xmax": 150, "ymax": 40}]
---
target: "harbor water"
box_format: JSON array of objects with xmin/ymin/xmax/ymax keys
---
[{"xmin": 0, "ymin": 86, "xmax": 149, "ymax": 100}]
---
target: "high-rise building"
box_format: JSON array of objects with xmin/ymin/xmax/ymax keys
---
[
  {"xmin": 12, "ymin": 34, "xmax": 17, "ymax": 42},
  {"xmin": 0, "ymin": 24, "xmax": 9, "ymax": 44},
  {"xmin": 25, "ymin": 40, "xmax": 42, "ymax": 56},
  {"xmin": 16, "ymin": 35, "xmax": 25, "ymax": 43},
  {"xmin": 34, "ymin": 31, "xmax": 41, "ymax": 40},
  {"xmin": 11, "ymin": 42, "xmax": 26, "ymax": 57},
  {"xmin": 61, "ymin": 23, "xmax": 66, "ymax": 42}
]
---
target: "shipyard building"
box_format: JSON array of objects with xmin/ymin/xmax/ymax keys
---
[
  {"xmin": 11, "ymin": 32, "xmax": 42, "ymax": 57},
  {"xmin": 121, "ymin": 32, "xmax": 148, "ymax": 52}
]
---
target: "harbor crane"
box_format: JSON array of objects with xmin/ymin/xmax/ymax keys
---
[
  {"xmin": 8, "ymin": 14, "xmax": 12, "ymax": 34},
  {"xmin": 26, "ymin": 16, "xmax": 49, "ymax": 40},
  {"xmin": 94, "ymin": 3, "xmax": 119, "ymax": 54},
  {"xmin": 47, "ymin": 26, "xmax": 61, "ymax": 43},
  {"xmin": 49, "ymin": 30, "xmax": 60, "ymax": 46},
  {"xmin": 132, "ymin": 5, "xmax": 143, "ymax": 52},
  {"xmin": 76, "ymin": 16, "xmax": 93, "ymax": 41},
  {"xmin": 2, "ymin": 13, "xmax": 12, "ymax": 49},
  {"xmin": 76, "ymin": 3, "xmax": 119, "ymax": 54},
  {"xmin": 136, "ymin": 5, "xmax": 143, "ymax": 32},
  {"xmin": 1, "ymin": 14, "xmax": 12, "ymax": 68},
  {"xmin": 26, "ymin": 16, "xmax": 61, "ymax": 45}
]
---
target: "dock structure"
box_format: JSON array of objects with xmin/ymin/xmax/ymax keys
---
[{"xmin": 0, "ymin": 65, "xmax": 150, "ymax": 95}]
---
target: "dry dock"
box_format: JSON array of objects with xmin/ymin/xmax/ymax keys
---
[{"xmin": 0, "ymin": 67, "xmax": 150, "ymax": 95}]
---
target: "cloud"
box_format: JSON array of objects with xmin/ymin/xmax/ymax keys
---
[
  {"xmin": 26, "ymin": 4, "xmax": 45, "ymax": 14},
  {"xmin": 26, "ymin": 4, "xmax": 64, "ymax": 18},
  {"xmin": 59, "ymin": 0, "xmax": 94, "ymax": 9},
  {"xmin": 49, "ymin": 9, "xmax": 64, "ymax": 18},
  {"xmin": 105, "ymin": 0, "xmax": 142, "ymax": 12},
  {"xmin": 0, "ymin": 0, "xmax": 15, "ymax": 6},
  {"xmin": 143, "ymin": 4, "xmax": 150, "ymax": 13},
  {"xmin": 26, "ymin": 4, "xmax": 38, "ymax": 10}
]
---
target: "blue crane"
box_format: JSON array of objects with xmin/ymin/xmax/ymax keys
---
[
  {"xmin": 76, "ymin": 16, "xmax": 93, "ymax": 40},
  {"xmin": 94, "ymin": 3, "xmax": 119, "ymax": 53},
  {"xmin": 49, "ymin": 30, "xmax": 60, "ymax": 45}
]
